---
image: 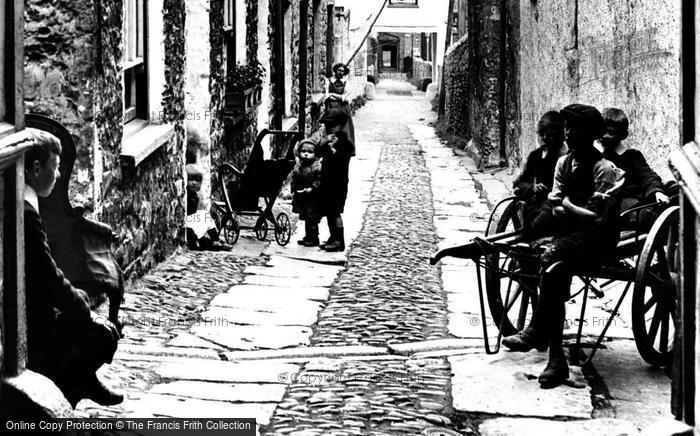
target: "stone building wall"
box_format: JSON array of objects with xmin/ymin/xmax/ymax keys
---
[
  {"xmin": 100, "ymin": 0, "xmax": 187, "ymax": 277},
  {"xmin": 24, "ymin": 0, "xmax": 96, "ymax": 207},
  {"xmin": 519, "ymin": 0, "xmax": 680, "ymax": 178},
  {"xmin": 442, "ymin": 0, "xmax": 520, "ymax": 168},
  {"xmin": 25, "ymin": 0, "xmax": 188, "ymax": 279}
]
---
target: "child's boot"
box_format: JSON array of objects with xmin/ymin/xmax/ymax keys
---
[
  {"xmin": 323, "ymin": 227, "xmax": 345, "ymax": 252},
  {"xmin": 320, "ymin": 221, "xmax": 335, "ymax": 249},
  {"xmin": 301, "ymin": 221, "xmax": 319, "ymax": 246}
]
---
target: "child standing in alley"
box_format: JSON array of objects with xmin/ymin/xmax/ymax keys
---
[
  {"xmin": 292, "ymin": 139, "xmax": 323, "ymax": 246},
  {"xmin": 317, "ymin": 108, "xmax": 356, "ymax": 252}
]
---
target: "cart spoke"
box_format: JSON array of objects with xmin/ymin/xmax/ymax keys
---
[
  {"xmin": 643, "ymin": 293, "xmax": 658, "ymax": 314},
  {"xmin": 654, "ymin": 246, "xmax": 673, "ymax": 285},
  {"xmin": 648, "ymin": 305, "xmax": 662, "ymax": 344},
  {"xmin": 505, "ymin": 284, "xmax": 524, "ymax": 313},
  {"xmin": 516, "ymin": 293, "xmax": 529, "ymax": 330},
  {"xmin": 659, "ymin": 310, "xmax": 670, "ymax": 353}
]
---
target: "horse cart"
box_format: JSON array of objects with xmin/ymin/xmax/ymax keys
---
[{"xmin": 431, "ymin": 196, "xmax": 679, "ymax": 367}]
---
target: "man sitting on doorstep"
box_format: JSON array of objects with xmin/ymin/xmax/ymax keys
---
[
  {"xmin": 599, "ymin": 107, "xmax": 675, "ymax": 231},
  {"xmin": 502, "ymin": 104, "xmax": 625, "ymax": 389},
  {"xmin": 24, "ymin": 128, "xmax": 123, "ymax": 408}
]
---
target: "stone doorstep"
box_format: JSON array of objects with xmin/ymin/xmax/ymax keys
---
[
  {"xmin": 388, "ymin": 338, "xmax": 487, "ymax": 356},
  {"xmin": 117, "ymin": 344, "xmax": 222, "ymax": 360},
  {"xmin": 478, "ymin": 417, "xmax": 641, "ymax": 436},
  {"xmin": 223, "ymin": 345, "xmax": 388, "ymax": 361}
]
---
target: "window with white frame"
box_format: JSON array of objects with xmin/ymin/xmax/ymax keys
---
[
  {"xmin": 0, "ymin": 0, "xmax": 8, "ymax": 126},
  {"xmin": 124, "ymin": 0, "xmax": 148, "ymax": 124},
  {"xmin": 224, "ymin": 0, "xmax": 236, "ymax": 77}
]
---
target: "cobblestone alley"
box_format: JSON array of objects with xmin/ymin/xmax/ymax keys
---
[{"xmin": 74, "ymin": 80, "xmax": 672, "ymax": 436}]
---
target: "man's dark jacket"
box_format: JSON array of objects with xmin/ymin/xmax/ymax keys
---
[{"xmin": 24, "ymin": 202, "xmax": 91, "ymax": 362}]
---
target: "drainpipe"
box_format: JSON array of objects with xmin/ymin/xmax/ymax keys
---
[
  {"xmin": 273, "ymin": 0, "xmax": 285, "ymax": 130},
  {"xmin": 299, "ymin": 0, "xmax": 309, "ymax": 133},
  {"xmin": 498, "ymin": 0, "xmax": 507, "ymax": 165}
]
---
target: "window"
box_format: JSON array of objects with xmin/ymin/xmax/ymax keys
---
[
  {"xmin": 223, "ymin": 0, "xmax": 235, "ymax": 77},
  {"xmin": 388, "ymin": 0, "xmax": 418, "ymax": 8},
  {"xmin": 0, "ymin": 0, "xmax": 9, "ymax": 130},
  {"xmin": 311, "ymin": 0, "xmax": 322, "ymax": 92},
  {"xmin": 124, "ymin": 0, "xmax": 148, "ymax": 124}
]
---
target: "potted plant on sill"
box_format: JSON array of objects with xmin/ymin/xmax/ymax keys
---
[{"xmin": 224, "ymin": 61, "xmax": 265, "ymax": 118}]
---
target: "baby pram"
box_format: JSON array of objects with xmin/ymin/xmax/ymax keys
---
[{"xmin": 214, "ymin": 129, "xmax": 303, "ymax": 246}]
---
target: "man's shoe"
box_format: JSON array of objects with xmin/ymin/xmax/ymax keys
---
[
  {"xmin": 502, "ymin": 327, "xmax": 548, "ymax": 352},
  {"xmin": 84, "ymin": 377, "xmax": 124, "ymax": 406},
  {"xmin": 538, "ymin": 356, "xmax": 569, "ymax": 389}
]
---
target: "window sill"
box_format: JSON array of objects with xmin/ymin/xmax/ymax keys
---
[
  {"xmin": 282, "ymin": 117, "xmax": 298, "ymax": 132},
  {"xmin": 120, "ymin": 123, "xmax": 175, "ymax": 168},
  {"xmin": 310, "ymin": 92, "xmax": 325, "ymax": 105},
  {"xmin": 0, "ymin": 129, "xmax": 34, "ymax": 170},
  {"xmin": 0, "ymin": 122, "xmax": 15, "ymax": 141}
]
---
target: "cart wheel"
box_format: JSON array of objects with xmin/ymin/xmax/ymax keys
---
[
  {"xmin": 484, "ymin": 199, "xmax": 537, "ymax": 336},
  {"xmin": 255, "ymin": 217, "xmax": 269, "ymax": 241},
  {"xmin": 222, "ymin": 214, "xmax": 241, "ymax": 245},
  {"xmin": 275, "ymin": 213, "xmax": 292, "ymax": 246},
  {"xmin": 632, "ymin": 206, "xmax": 679, "ymax": 367}
]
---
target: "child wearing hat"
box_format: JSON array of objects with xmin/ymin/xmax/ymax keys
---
[
  {"xmin": 317, "ymin": 108, "xmax": 356, "ymax": 252},
  {"xmin": 186, "ymin": 164, "xmax": 231, "ymax": 251},
  {"xmin": 599, "ymin": 108, "xmax": 672, "ymax": 231},
  {"xmin": 502, "ymin": 104, "xmax": 624, "ymax": 389},
  {"xmin": 292, "ymin": 139, "xmax": 323, "ymax": 246}
]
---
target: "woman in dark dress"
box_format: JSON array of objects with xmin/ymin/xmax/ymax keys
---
[{"xmin": 325, "ymin": 63, "xmax": 355, "ymax": 147}]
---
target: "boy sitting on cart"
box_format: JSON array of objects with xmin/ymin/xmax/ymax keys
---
[
  {"xmin": 599, "ymin": 108, "xmax": 674, "ymax": 231},
  {"xmin": 502, "ymin": 104, "xmax": 625, "ymax": 388},
  {"xmin": 513, "ymin": 111, "xmax": 568, "ymax": 237}
]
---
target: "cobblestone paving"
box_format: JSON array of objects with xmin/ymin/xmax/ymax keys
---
[
  {"xmin": 264, "ymin": 87, "xmax": 457, "ymax": 435},
  {"xmin": 76, "ymin": 249, "xmax": 265, "ymax": 417},
  {"xmin": 267, "ymin": 358, "xmax": 454, "ymax": 436}
]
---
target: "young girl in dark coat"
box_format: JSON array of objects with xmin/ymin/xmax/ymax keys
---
[
  {"xmin": 317, "ymin": 108, "xmax": 356, "ymax": 252},
  {"xmin": 292, "ymin": 139, "xmax": 323, "ymax": 246},
  {"xmin": 512, "ymin": 111, "xmax": 568, "ymax": 237}
]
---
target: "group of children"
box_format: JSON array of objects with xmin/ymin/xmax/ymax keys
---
[
  {"xmin": 291, "ymin": 108, "xmax": 355, "ymax": 252},
  {"xmin": 503, "ymin": 104, "xmax": 674, "ymax": 389}
]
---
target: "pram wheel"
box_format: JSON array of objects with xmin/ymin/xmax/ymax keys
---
[
  {"xmin": 255, "ymin": 217, "xmax": 269, "ymax": 241},
  {"xmin": 275, "ymin": 213, "xmax": 291, "ymax": 246},
  {"xmin": 222, "ymin": 215, "xmax": 241, "ymax": 245}
]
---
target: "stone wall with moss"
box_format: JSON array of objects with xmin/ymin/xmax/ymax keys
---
[
  {"xmin": 99, "ymin": 0, "xmax": 187, "ymax": 278},
  {"xmin": 442, "ymin": 0, "xmax": 519, "ymax": 169},
  {"xmin": 26, "ymin": 0, "xmax": 187, "ymax": 279},
  {"xmin": 24, "ymin": 0, "xmax": 96, "ymax": 207}
]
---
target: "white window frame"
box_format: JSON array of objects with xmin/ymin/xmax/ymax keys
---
[
  {"xmin": 223, "ymin": 0, "xmax": 235, "ymax": 77},
  {"xmin": 0, "ymin": 0, "xmax": 25, "ymax": 140},
  {"xmin": 123, "ymin": 0, "xmax": 148, "ymax": 125}
]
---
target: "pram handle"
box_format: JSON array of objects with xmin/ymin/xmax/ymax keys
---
[{"xmin": 217, "ymin": 163, "xmax": 244, "ymax": 177}]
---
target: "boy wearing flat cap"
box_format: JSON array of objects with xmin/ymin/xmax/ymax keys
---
[{"xmin": 502, "ymin": 104, "xmax": 624, "ymax": 388}]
